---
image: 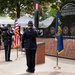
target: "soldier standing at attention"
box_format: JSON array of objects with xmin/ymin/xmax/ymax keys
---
[
  {"xmin": 22, "ymin": 21, "xmax": 38, "ymax": 73},
  {"xmin": 0, "ymin": 24, "xmax": 2, "ymax": 49},
  {"xmin": 2, "ymin": 24, "xmax": 14, "ymax": 62}
]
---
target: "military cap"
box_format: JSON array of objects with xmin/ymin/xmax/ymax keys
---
[
  {"xmin": 7, "ymin": 24, "xmax": 11, "ymax": 27},
  {"xmin": 28, "ymin": 21, "xmax": 33, "ymax": 26}
]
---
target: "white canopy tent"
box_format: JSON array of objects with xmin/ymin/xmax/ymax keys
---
[
  {"xmin": 18, "ymin": 14, "xmax": 34, "ymax": 27},
  {"xmin": 39, "ymin": 16, "xmax": 54, "ymax": 28},
  {"xmin": 0, "ymin": 16, "xmax": 14, "ymax": 25}
]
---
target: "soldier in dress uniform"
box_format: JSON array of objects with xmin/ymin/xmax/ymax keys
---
[
  {"xmin": 22, "ymin": 21, "xmax": 38, "ymax": 73},
  {"xmin": 0, "ymin": 24, "xmax": 2, "ymax": 49},
  {"xmin": 2, "ymin": 24, "xmax": 14, "ymax": 61}
]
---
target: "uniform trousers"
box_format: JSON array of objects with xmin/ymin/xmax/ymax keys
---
[
  {"xmin": 4, "ymin": 44, "xmax": 11, "ymax": 61},
  {"xmin": 25, "ymin": 48, "xmax": 36, "ymax": 72},
  {"xmin": 0, "ymin": 40, "xmax": 1, "ymax": 49}
]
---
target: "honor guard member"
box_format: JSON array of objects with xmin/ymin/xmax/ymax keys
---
[
  {"xmin": 2, "ymin": 24, "xmax": 14, "ymax": 61},
  {"xmin": 22, "ymin": 21, "xmax": 38, "ymax": 73},
  {"xmin": 0, "ymin": 30, "xmax": 2, "ymax": 49},
  {"xmin": 0, "ymin": 24, "xmax": 7, "ymax": 49},
  {"xmin": 0, "ymin": 24, "xmax": 2, "ymax": 49},
  {"xmin": 0, "ymin": 24, "xmax": 8, "ymax": 49}
]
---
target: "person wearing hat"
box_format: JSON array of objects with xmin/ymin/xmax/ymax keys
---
[
  {"xmin": 22, "ymin": 21, "xmax": 38, "ymax": 73},
  {"xmin": 2, "ymin": 24, "xmax": 14, "ymax": 61}
]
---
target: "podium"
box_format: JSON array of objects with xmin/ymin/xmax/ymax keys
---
[{"xmin": 35, "ymin": 42, "xmax": 45, "ymax": 64}]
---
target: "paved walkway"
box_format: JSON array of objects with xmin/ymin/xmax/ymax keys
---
[{"xmin": 0, "ymin": 49, "xmax": 75, "ymax": 75}]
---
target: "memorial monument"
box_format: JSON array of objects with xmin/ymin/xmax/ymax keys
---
[{"xmin": 37, "ymin": 1, "xmax": 75, "ymax": 59}]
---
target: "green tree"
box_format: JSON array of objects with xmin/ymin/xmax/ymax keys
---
[
  {"xmin": 47, "ymin": 0, "xmax": 75, "ymax": 18},
  {"xmin": 0, "ymin": 0, "xmax": 74, "ymax": 19},
  {"xmin": 0, "ymin": 0, "xmax": 53, "ymax": 19},
  {"xmin": 47, "ymin": 4, "xmax": 57, "ymax": 17},
  {"xmin": 0, "ymin": 0, "xmax": 34, "ymax": 18}
]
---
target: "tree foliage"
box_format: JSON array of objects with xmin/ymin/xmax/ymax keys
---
[
  {"xmin": 47, "ymin": 0, "xmax": 75, "ymax": 18},
  {"xmin": 0, "ymin": 0, "xmax": 74, "ymax": 19}
]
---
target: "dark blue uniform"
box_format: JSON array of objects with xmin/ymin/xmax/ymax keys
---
[
  {"xmin": 0, "ymin": 29, "xmax": 2, "ymax": 46},
  {"xmin": 22, "ymin": 28, "xmax": 38, "ymax": 72},
  {"xmin": 0, "ymin": 27, "xmax": 7, "ymax": 47},
  {"xmin": 2, "ymin": 29, "xmax": 14, "ymax": 61}
]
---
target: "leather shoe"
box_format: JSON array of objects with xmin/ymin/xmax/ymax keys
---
[
  {"xmin": 26, "ymin": 69, "xmax": 34, "ymax": 73},
  {"xmin": 6, "ymin": 60, "xmax": 12, "ymax": 62},
  {"xmin": 8, "ymin": 60, "xmax": 12, "ymax": 61}
]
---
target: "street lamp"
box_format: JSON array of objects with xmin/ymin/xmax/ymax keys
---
[{"xmin": 34, "ymin": 0, "xmax": 40, "ymax": 29}]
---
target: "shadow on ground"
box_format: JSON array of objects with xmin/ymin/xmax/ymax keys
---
[
  {"xmin": 19, "ymin": 72, "xmax": 75, "ymax": 75},
  {"xmin": 47, "ymin": 56, "xmax": 75, "ymax": 65}
]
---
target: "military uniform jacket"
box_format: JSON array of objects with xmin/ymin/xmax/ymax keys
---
[
  {"xmin": 2, "ymin": 29, "xmax": 14, "ymax": 45},
  {"xmin": 0, "ymin": 29, "xmax": 2, "ymax": 45},
  {"xmin": 22, "ymin": 28, "xmax": 38, "ymax": 49}
]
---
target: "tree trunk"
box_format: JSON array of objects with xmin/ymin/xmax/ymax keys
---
[{"xmin": 16, "ymin": 2, "xmax": 20, "ymax": 18}]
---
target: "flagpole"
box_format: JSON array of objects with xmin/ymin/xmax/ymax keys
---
[
  {"xmin": 54, "ymin": 0, "xmax": 62, "ymax": 70},
  {"xmin": 54, "ymin": 52, "xmax": 61, "ymax": 70},
  {"xmin": 15, "ymin": 47, "xmax": 19, "ymax": 60},
  {"xmin": 15, "ymin": 38, "xmax": 20, "ymax": 60},
  {"xmin": 14, "ymin": 10, "xmax": 20, "ymax": 60}
]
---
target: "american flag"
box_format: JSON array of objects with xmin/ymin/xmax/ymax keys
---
[{"xmin": 13, "ymin": 19, "xmax": 20, "ymax": 48}]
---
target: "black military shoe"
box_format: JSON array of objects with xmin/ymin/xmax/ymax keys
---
[
  {"xmin": 26, "ymin": 69, "xmax": 34, "ymax": 73},
  {"xmin": 8, "ymin": 60, "xmax": 12, "ymax": 61},
  {"xmin": 6, "ymin": 60, "xmax": 12, "ymax": 62}
]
